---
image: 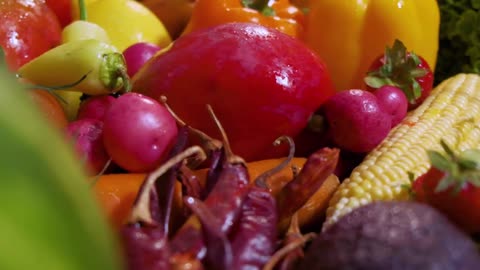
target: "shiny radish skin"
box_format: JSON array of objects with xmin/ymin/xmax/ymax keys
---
[
  {"xmin": 324, "ymin": 89, "xmax": 392, "ymax": 153},
  {"xmin": 66, "ymin": 118, "xmax": 110, "ymax": 175},
  {"xmin": 77, "ymin": 95, "xmax": 117, "ymax": 121},
  {"xmin": 372, "ymin": 85, "xmax": 408, "ymax": 127},
  {"xmin": 102, "ymin": 93, "xmax": 178, "ymax": 173},
  {"xmin": 123, "ymin": 42, "xmax": 161, "ymax": 78},
  {"xmin": 133, "ymin": 22, "xmax": 336, "ymax": 162}
]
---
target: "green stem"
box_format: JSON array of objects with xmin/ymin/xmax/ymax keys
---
[
  {"xmin": 242, "ymin": 0, "xmax": 274, "ymax": 16},
  {"xmin": 78, "ymin": 0, "xmax": 88, "ymax": 21},
  {"xmin": 249, "ymin": 0, "xmax": 270, "ymax": 11}
]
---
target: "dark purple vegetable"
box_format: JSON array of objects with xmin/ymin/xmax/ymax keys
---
[{"xmin": 299, "ymin": 201, "xmax": 480, "ymax": 270}]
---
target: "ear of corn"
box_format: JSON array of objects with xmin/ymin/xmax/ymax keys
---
[{"xmin": 323, "ymin": 73, "xmax": 480, "ymax": 230}]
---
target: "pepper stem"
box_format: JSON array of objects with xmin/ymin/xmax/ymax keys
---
[
  {"xmin": 78, "ymin": 0, "xmax": 88, "ymax": 21},
  {"xmin": 241, "ymin": 0, "xmax": 275, "ymax": 16}
]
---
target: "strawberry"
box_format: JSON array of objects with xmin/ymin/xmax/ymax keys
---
[
  {"xmin": 364, "ymin": 39, "xmax": 434, "ymax": 110},
  {"xmin": 412, "ymin": 140, "xmax": 480, "ymax": 234}
]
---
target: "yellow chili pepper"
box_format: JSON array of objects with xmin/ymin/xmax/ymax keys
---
[
  {"xmin": 86, "ymin": 0, "xmax": 172, "ymax": 52},
  {"xmin": 18, "ymin": 39, "xmax": 129, "ymax": 96},
  {"xmin": 303, "ymin": 0, "xmax": 440, "ymax": 92}
]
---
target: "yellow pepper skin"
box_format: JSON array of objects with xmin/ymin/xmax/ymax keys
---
[
  {"xmin": 303, "ymin": 0, "xmax": 439, "ymax": 92},
  {"xmin": 86, "ymin": 0, "xmax": 172, "ymax": 52},
  {"xmin": 18, "ymin": 39, "xmax": 128, "ymax": 96}
]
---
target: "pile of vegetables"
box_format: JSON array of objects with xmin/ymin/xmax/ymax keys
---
[{"xmin": 2, "ymin": 0, "xmax": 480, "ymax": 269}]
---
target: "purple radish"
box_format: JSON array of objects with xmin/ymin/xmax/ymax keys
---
[
  {"xmin": 123, "ymin": 42, "xmax": 161, "ymax": 78},
  {"xmin": 372, "ymin": 85, "xmax": 408, "ymax": 127},
  {"xmin": 77, "ymin": 94, "xmax": 117, "ymax": 121},
  {"xmin": 324, "ymin": 89, "xmax": 392, "ymax": 153},
  {"xmin": 66, "ymin": 118, "xmax": 110, "ymax": 175}
]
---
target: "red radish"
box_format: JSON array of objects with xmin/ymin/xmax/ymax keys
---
[
  {"xmin": 102, "ymin": 92, "xmax": 178, "ymax": 173},
  {"xmin": 372, "ymin": 85, "xmax": 408, "ymax": 127},
  {"xmin": 323, "ymin": 89, "xmax": 391, "ymax": 153},
  {"xmin": 66, "ymin": 118, "xmax": 110, "ymax": 175},
  {"xmin": 77, "ymin": 95, "xmax": 117, "ymax": 121},
  {"xmin": 123, "ymin": 42, "xmax": 162, "ymax": 77}
]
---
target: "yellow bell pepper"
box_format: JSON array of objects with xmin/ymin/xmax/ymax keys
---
[
  {"xmin": 303, "ymin": 0, "xmax": 440, "ymax": 92},
  {"xmin": 86, "ymin": 0, "xmax": 172, "ymax": 52}
]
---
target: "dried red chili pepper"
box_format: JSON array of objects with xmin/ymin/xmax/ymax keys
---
[
  {"xmin": 170, "ymin": 105, "xmax": 251, "ymax": 261},
  {"xmin": 121, "ymin": 146, "xmax": 206, "ymax": 270},
  {"xmin": 276, "ymin": 147, "xmax": 339, "ymax": 231}
]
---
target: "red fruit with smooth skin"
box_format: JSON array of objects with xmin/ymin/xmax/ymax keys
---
[
  {"xmin": 66, "ymin": 118, "xmax": 110, "ymax": 175},
  {"xmin": 372, "ymin": 85, "xmax": 408, "ymax": 127},
  {"xmin": 133, "ymin": 22, "xmax": 335, "ymax": 161},
  {"xmin": 323, "ymin": 89, "xmax": 391, "ymax": 153},
  {"xmin": 45, "ymin": 0, "xmax": 73, "ymax": 27},
  {"xmin": 77, "ymin": 95, "xmax": 117, "ymax": 121},
  {"xmin": 123, "ymin": 42, "xmax": 162, "ymax": 78},
  {"xmin": 102, "ymin": 93, "xmax": 178, "ymax": 173},
  {"xmin": 0, "ymin": 0, "xmax": 62, "ymax": 71}
]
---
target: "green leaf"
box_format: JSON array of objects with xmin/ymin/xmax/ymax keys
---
[
  {"xmin": 435, "ymin": 175, "xmax": 454, "ymax": 193},
  {"xmin": 364, "ymin": 76, "xmax": 387, "ymax": 88},
  {"xmin": 440, "ymin": 139, "xmax": 455, "ymax": 157},
  {"xmin": 427, "ymin": 150, "xmax": 452, "ymax": 172},
  {"xmin": 0, "ymin": 51, "xmax": 123, "ymax": 269}
]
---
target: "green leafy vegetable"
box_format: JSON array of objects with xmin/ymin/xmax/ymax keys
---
[
  {"xmin": 0, "ymin": 51, "xmax": 123, "ymax": 270},
  {"xmin": 435, "ymin": 0, "xmax": 480, "ymax": 84}
]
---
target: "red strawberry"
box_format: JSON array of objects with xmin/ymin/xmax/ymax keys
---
[
  {"xmin": 364, "ymin": 39, "xmax": 434, "ymax": 110},
  {"xmin": 412, "ymin": 140, "xmax": 480, "ymax": 234}
]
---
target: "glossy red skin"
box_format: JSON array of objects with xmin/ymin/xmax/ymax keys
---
[
  {"xmin": 66, "ymin": 118, "xmax": 110, "ymax": 175},
  {"xmin": 77, "ymin": 95, "xmax": 117, "ymax": 121},
  {"xmin": 123, "ymin": 42, "xmax": 161, "ymax": 78},
  {"xmin": 367, "ymin": 54, "xmax": 433, "ymax": 110},
  {"xmin": 133, "ymin": 22, "xmax": 335, "ymax": 161},
  {"xmin": 323, "ymin": 89, "xmax": 392, "ymax": 153},
  {"xmin": 45, "ymin": 0, "xmax": 72, "ymax": 27},
  {"xmin": 413, "ymin": 167, "xmax": 480, "ymax": 234},
  {"xmin": 102, "ymin": 93, "xmax": 179, "ymax": 173},
  {"xmin": 0, "ymin": 0, "xmax": 62, "ymax": 71},
  {"xmin": 372, "ymin": 85, "xmax": 408, "ymax": 127}
]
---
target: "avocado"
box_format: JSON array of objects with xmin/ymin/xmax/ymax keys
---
[{"xmin": 299, "ymin": 201, "xmax": 480, "ymax": 270}]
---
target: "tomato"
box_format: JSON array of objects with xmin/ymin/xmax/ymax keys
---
[
  {"xmin": 45, "ymin": 0, "xmax": 73, "ymax": 27},
  {"xmin": 28, "ymin": 90, "xmax": 68, "ymax": 129},
  {"xmin": 0, "ymin": 0, "xmax": 62, "ymax": 71}
]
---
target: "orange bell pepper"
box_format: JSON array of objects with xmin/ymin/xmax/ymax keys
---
[{"xmin": 181, "ymin": 0, "xmax": 304, "ymax": 38}]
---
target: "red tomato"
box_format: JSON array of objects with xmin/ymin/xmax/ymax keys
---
[
  {"xmin": 45, "ymin": 0, "xmax": 73, "ymax": 27},
  {"xmin": 0, "ymin": 0, "xmax": 62, "ymax": 71}
]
